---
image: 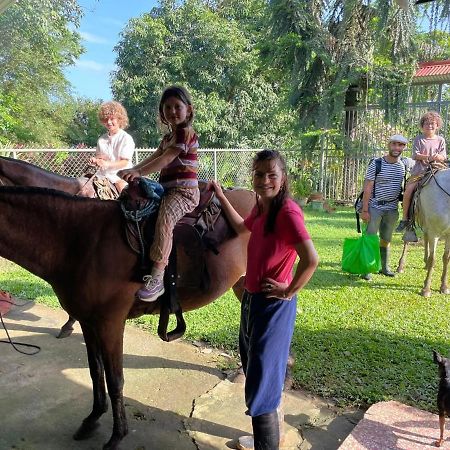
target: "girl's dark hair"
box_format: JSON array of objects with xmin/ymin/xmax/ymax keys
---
[
  {"xmin": 158, "ymin": 85, "xmax": 194, "ymax": 129},
  {"xmin": 252, "ymin": 149, "xmax": 290, "ymax": 234}
]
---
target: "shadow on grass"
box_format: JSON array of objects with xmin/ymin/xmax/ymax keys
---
[
  {"xmin": 0, "ymin": 277, "xmax": 55, "ymax": 301},
  {"xmin": 291, "ymin": 326, "xmax": 444, "ymax": 414}
]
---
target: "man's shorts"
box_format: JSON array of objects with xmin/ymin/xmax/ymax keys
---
[{"xmin": 367, "ymin": 207, "xmax": 399, "ymax": 243}]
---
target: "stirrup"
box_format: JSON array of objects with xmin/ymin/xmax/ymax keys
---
[{"xmin": 395, "ymin": 220, "xmax": 410, "ymax": 233}]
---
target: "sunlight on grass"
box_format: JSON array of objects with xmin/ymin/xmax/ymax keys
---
[{"xmin": 1, "ymin": 206, "xmax": 450, "ymax": 411}]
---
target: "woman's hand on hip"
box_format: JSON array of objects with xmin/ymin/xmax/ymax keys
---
[{"xmin": 262, "ymin": 277, "xmax": 290, "ymax": 300}]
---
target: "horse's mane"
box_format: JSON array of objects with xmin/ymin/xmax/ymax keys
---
[
  {"xmin": 0, "ymin": 156, "xmax": 86, "ymax": 181},
  {"xmin": 0, "ymin": 184, "xmax": 109, "ymax": 203}
]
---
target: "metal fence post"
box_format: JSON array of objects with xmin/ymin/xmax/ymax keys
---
[
  {"xmin": 319, "ymin": 134, "xmax": 326, "ymax": 193},
  {"xmin": 213, "ymin": 148, "xmax": 217, "ymax": 181}
]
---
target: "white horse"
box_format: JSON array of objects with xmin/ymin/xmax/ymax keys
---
[{"xmin": 414, "ymin": 169, "xmax": 450, "ymax": 297}]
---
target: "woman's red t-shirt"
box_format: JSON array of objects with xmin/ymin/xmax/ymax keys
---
[{"xmin": 243, "ymin": 198, "xmax": 311, "ymax": 293}]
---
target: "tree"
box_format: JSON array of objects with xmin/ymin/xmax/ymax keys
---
[
  {"xmin": 0, "ymin": 0, "xmax": 83, "ymax": 145},
  {"xmin": 264, "ymin": 0, "xmax": 419, "ymax": 132},
  {"xmin": 63, "ymin": 98, "xmax": 105, "ymax": 148},
  {"xmin": 112, "ymin": 0, "xmax": 296, "ymax": 148}
]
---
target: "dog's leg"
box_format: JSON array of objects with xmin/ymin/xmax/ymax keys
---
[{"xmin": 435, "ymin": 415, "xmax": 445, "ymax": 447}]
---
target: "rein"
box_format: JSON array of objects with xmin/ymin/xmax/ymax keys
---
[
  {"xmin": 412, "ymin": 164, "xmax": 450, "ymax": 231},
  {"xmin": 0, "ymin": 293, "xmax": 41, "ymax": 355},
  {"xmin": 75, "ymin": 168, "xmax": 99, "ymax": 196},
  {"xmin": 431, "ymin": 170, "xmax": 450, "ymax": 199}
]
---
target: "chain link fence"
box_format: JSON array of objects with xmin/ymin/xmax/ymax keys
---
[
  {"xmin": 0, "ymin": 148, "xmax": 267, "ymax": 188},
  {"xmin": 2, "ymin": 100, "xmax": 448, "ymax": 203}
]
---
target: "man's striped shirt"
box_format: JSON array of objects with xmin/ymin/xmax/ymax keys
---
[{"xmin": 365, "ymin": 157, "xmax": 405, "ymax": 211}]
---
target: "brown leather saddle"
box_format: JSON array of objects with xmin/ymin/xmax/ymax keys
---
[
  {"xmin": 78, "ymin": 168, "xmax": 119, "ymax": 199},
  {"xmin": 120, "ymin": 179, "xmax": 235, "ymax": 342}
]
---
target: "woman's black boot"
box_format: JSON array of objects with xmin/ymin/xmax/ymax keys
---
[{"xmin": 251, "ymin": 410, "xmax": 279, "ymax": 450}]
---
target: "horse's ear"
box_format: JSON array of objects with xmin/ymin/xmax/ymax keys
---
[{"xmin": 434, "ymin": 350, "xmax": 444, "ymax": 365}]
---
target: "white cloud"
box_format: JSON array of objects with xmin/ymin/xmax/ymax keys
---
[
  {"xmin": 75, "ymin": 60, "xmax": 117, "ymax": 73},
  {"xmin": 75, "ymin": 60, "xmax": 106, "ymax": 72},
  {"xmin": 100, "ymin": 17, "xmax": 124, "ymax": 28},
  {"xmin": 80, "ymin": 31, "xmax": 109, "ymax": 44}
]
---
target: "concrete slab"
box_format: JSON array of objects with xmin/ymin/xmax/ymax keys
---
[
  {"xmin": 339, "ymin": 400, "xmax": 442, "ymax": 449},
  {"xmin": 0, "ymin": 301, "xmax": 362, "ymax": 449}
]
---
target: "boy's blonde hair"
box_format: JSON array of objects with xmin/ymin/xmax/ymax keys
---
[
  {"xmin": 98, "ymin": 101, "xmax": 129, "ymax": 129},
  {"xmin": 420, "ymin": 111, "xmax": 443, "ymax": 129}
]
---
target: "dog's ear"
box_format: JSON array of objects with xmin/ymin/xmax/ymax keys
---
[{"xmin": 433, "ymin": 350, "xmax": 444, "ymax": 365}]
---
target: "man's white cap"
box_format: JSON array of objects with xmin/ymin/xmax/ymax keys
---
[{"xmin": 389, "ymin": 134, "xmax": 408, "ymax": 144}]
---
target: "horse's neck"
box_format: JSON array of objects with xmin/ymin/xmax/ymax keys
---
[
  {"xmin": 419, "ymin": 170, "xmax": 450, "ymax": 232},
  {"xmin": 0, "ymin": 158, "xmax": 84, "ymax": 194},
  {"xmin": 0, "ymin": 190, "xmax": 111, "ymax": 282}
]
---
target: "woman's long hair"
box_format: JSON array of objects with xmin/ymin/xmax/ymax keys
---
[{"xmin": 252, "ymin": 149, "xmax": 290, "ymax": 235}]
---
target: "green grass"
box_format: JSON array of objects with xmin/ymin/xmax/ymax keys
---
[{"xmin": 1, "ymin": 207, "xmax": 449, "ymax": 412}]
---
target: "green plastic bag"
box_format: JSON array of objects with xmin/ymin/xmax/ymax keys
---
[{"xmin": 341, "ymin": 227, "xmax": 381, "ymax": 275}]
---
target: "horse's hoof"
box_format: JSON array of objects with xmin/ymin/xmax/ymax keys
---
[
  {"xmin": 103, "ymin": 432, "xmax": 127, "ymax": 450},
  {"xmin": 396, "ymin": 268, "xmax": 404, "ymax": 274},
  {"xmin": 421, "ymin": 289, "xmax": 432, "ymax": 298},
  {"xmin": 435, "ymin": 438, "xmax": 443, "ymax": 447},
  {"xmin": 440, "ymin": 288, "xmax": 450, "ymax": 295},
  {"xmin": 56, "ymin": 327, "xmax": 74, "ymax": 339},
  {"xmin": 73, "ymin": 421, "xmax": 100, "ymax": 440}
]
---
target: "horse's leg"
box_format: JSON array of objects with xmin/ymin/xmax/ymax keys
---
[
  {"xmin": 440, "ymin": 238, "xmax": 450, "ymax": 294},
  {"xmin": 56, "ymin": 315, "xmax": 77, "ymax": 339},
  {"xmin": 73, "ymin": 322, "xmax": 108, "ymax": 440},
  {"xmin": 397, "ymin": 242, "xmax": 408, "ymax": 273},
  {"xmin": 424, "ymin": 233, "xmax": 429, "ymax": 268},
  {"xmin": 99, "ymin": 320, "xmax": 128, "ymax": 450},
  {"xmin": 422, "ymin": 237, "xmax": 438, "ymax": 298}
]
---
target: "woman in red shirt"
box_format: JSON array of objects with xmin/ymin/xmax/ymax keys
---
[{"xmin": 211, "ymin": 149, "xmax": 318, "ymax": 449}]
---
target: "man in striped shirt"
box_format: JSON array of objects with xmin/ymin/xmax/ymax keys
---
[{"xmin": 360, "ymin": 135, "xmax": 408, "ymax": 280}]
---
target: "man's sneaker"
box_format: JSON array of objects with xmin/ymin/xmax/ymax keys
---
[
  {"xmin": 402, "ymin": 229, "xmax": 419, "ymax": 243},
  {"xmin": 395, "ymin": 220, "xmax": 410, "ymax": 233},
  {"xmin": 137, "ymin": 274, "xmax": 165, "ymax": 302},
  {"xmin": 361, "ymin": 273, "xmax": 371, "ymax": 281}
]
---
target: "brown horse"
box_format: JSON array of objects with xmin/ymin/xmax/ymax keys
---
[
  {"xmin": 0, "ymin": 185, "xmax": 253, "ymax": 449},
  {"xmin": 0, "ymin": 155, "xmax": 96, "ymax": 195},
  {"xmin": 0, "ymin": 156, "xmax": 110, "ymax": 337}
]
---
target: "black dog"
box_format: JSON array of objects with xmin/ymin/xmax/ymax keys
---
[{"xmin": 434, "ymin": 351, "xmax": 450, "ymax": 447}]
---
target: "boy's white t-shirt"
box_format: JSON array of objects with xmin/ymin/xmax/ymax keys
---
[{"xmin": 96, "ymin": 129, "xmax": 135, "ymax": 182}]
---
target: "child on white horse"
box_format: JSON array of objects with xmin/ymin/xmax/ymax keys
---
[{"xmin": 396, "ymin": 111, "xmax": 447, "ymax": 235}]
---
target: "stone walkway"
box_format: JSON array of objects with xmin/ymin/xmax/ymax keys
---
[
  {"xmin": 0, "ymin": 300, "xmax": 362, "ymax": 449},
  {"xmin": 340, "ymin": 401, "xmax": 443, "ymax": 449}
]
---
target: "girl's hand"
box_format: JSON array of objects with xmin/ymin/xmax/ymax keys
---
[
  {"xmin": 262, "ymin": 277, "xmax": 290, "ymax": 300},
  {"xmin": 208, "ymin": 180, "xmax": 226, "ymax": 200},
  {"xmin": 118, "ymin": 168, "xmax": 141, "ymax": 182}
]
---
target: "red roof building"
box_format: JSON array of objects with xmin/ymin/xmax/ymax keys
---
[{"xmin": 412, "ymin": 60, "xmax": 450, "ymax": 85}]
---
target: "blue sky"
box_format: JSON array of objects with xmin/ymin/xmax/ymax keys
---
[{"xmin": 65, "ymin": 0, "xmax": 157, "ymax": 101}]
